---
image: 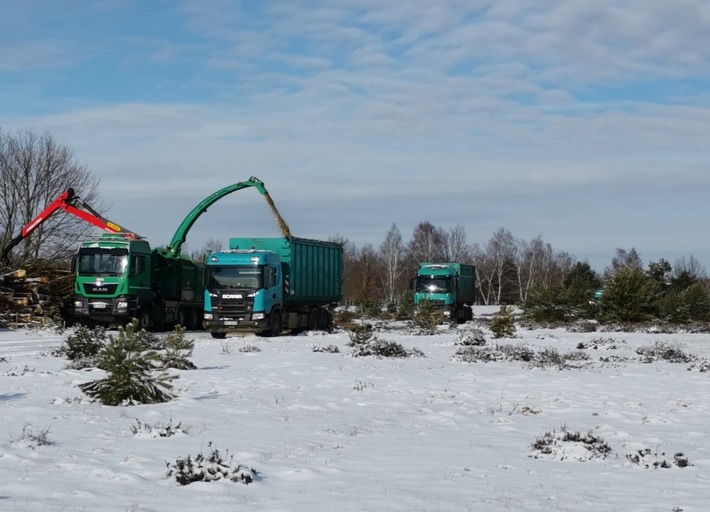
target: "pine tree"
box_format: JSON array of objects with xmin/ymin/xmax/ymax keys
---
[
  {"xmin": 490, "ymin": 305, "xmax": 517, "ymax": 338},
  {"xmin": 80, "ymin": 320, "xmax": 175, "ymax": 405},
  {"xmin": 161, "ymin": 325, "xmax": 197, "ymax": 370}
]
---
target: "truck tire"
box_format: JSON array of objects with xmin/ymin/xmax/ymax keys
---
[
  {"xmin": 176, "ymin": 308, "xmax": 188, "ymax": 328},
  {"xmin": 266, "ymin": 311, "xmax": 282, "ymax": 337},
  {"xmin": 187, "ymin": 308, "xmax": 200, "ymax": 330},
  {"xmin": 138, "ymin": 308, "xmax": 152, "ymax": 331},
  {"xmin": 211, "ymin": 332, "xmax": 226, "ymax": 339},
  {"xmin": 308, "ymin": 309, "xmax": 320, "ymax": 330},
  {"xmin": 317, "ymin": 309, "xmax": 331, "ymax": 331}
]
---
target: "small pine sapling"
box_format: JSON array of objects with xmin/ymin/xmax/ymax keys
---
[
  {"xmin": 490, "ymin": 305, "xmax": 517, "ymax": 338},
  {"xmin": 412, "ymin": 299, "xmax": 444, "ymax": 334},
  {"xmin": 80, "ymin": 319, "xmax": 175, "ymax": 406},
  {"xmin": 61, "ymin": 324, "xmax": 107, "ymax": 361},
  {"xmin": 161, "ymin": 325, "xmax": 197, "ymax": 370}
]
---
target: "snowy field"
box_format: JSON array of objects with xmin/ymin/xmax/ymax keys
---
[{"xmin": 1, "ymin": 309, "xmax": 710, "ymax": 512}]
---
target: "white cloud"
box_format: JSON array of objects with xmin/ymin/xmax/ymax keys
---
[{"xmin": 2, "ymin": 0, "xmax": 710, "ymax": 268}]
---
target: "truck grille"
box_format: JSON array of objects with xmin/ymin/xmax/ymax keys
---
[
  {"xmin": 214, "ymin": 297, "xmax": 254, "ymax": 319},
  {"xmin": 82, "ymin": 283, "xmax": 119, "ymax": 295}
]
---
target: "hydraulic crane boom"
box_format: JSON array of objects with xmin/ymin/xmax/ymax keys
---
[
  {"xmin": 164, "ymin": 176, "xmax": 291, "ymax": 258},
  {"xmin": 1, "ymin": 188, "xmax": 140, "ymax": 265}
]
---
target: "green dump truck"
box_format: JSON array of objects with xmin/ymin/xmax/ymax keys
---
[
  {"xmin": 72, "ymin": 233, "xmax": 205, "ymax": 330},
  {"xmin": 203, "ymin": 236, "xmax": 343, "ymax": 338},
  {"xmin": 413, "ymin": 262, "xmax": 476, "ymax": 323}
]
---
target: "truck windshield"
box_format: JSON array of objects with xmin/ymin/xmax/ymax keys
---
[
  {"xmin": 77, "ymin": 248, "xmax": 129, "ymax": 276},
  {"xmin": 207, "ymin": 266, "xmax": 263, "ymax": 290},
  {"xmin": 416, "ymin": 276, "xmax": 451, "ymax": 293}
]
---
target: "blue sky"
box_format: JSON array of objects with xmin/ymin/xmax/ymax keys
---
[{"xmin": 2, "ymin": 0, "xmax": 709, "ymax": 271}]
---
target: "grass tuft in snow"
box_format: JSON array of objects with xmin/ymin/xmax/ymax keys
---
[
  {"xmin": 14, "ymin": 423, "xmax": 54, "ymax": 449},
  {"xmin": 347, "ymin": 323, "xmax": 423, "ymax": 358},
  {"xmin": 635, "ymin": 341, "xmax": 697, "ymax": 363},
  {"xmin": 454, "ymin": 344, "xmax": 589, "ymax": 369},
  {"xmin": 625, "ymin": 448, "xmax": 692, "ymax": 469},
  {"xmin": 312, "ymin": 344, "xmax": 340, "ymax": 353},
  {"xmin": 166, "ymin": 442, "xmax": 256, "ymax": 485},
  {"xmin": 577, "ymin": 337, "xmax": 625, "ymax": 350},
  {"xmin": 455, "ymin": 327, "xmax": 486, "ymax": 346},
  {"xmin": 530, "ymin": 426, "xmax": 612, "ymax": 461},
  {"xmin": 131, "ymin": 418, "xmax": 186, "ymax": 438},
  {"xmin": 239, "ymin": 344, "xmax": 261, "ymax": 353}
]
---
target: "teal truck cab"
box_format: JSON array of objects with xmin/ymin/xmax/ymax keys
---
[
  {"xmin": 203, "ymin": 237, "xmax": 343, "ymax": 338},
  {"xmin": 413, "ymin": 262, "xmax": 476, "ymax": 323}
]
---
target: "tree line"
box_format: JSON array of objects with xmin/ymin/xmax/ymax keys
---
[
  {"xmin": 2, "ymin": 127, "xmax": 708, "ymax": 325},
  {"xmin": 331, "ymin": 222, "xmax": 577, "ymax": 309}
]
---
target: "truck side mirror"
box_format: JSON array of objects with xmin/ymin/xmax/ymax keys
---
[{"xmin": 70, "ymin": 255, "xmax": 77, "ymax": 273}]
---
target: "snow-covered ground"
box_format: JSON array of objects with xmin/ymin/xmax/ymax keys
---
[{"xmin": 1, "ymin": 311, "xmax": 710, "ymax": 512}]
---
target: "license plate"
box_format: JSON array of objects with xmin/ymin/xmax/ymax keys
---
[
  {"xmin": 223, "ymin": 320, "xmax": 239, "ymax": 326},
  {"xmin": 92, "ymin": 303, "xmax": 108, "ymax": 309}
]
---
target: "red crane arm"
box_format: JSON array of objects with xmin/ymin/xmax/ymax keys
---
[{"xmin": 2, "ymin": 188, "xmax": 139, "ymax": 265}]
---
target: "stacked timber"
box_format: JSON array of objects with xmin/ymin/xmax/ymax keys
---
[{"xmin": 0, "ymin": 268, "xmax": 70, "ymax": 327}]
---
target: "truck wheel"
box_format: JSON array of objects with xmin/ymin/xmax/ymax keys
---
[
  {"xmin": 138, "ymin": 308, "xmax": 152, "ymax": 331},
  {"xmin": 187, "ymin": 308, "xmax": 200, "ymax": 330},
  {"xmin": 308, "ymin": 309, "xmax": 320, "ymax": 330},
  {"xmin": 267, "ymin": 311, "xmax": 282, "ymax": 337},
  {"xmin": 176, "ymin": 308, "xmax": 186, "ymax": 328},
  {"xmin": 211, "ymin": 332, "xmax": 227, "ymax": 339},
  {"xmin": 317, "ymin": 309, "xmax": 331, "ymax": 331}
]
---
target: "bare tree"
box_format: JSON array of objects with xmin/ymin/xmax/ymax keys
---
[
  {"xmin": 445, "ymin": 224, "xmax": 473, "ymax": 263},
  {"xmin": 473, "ymin": 228, "xmax": 518, "ymax": 305},
  {"xmin": 0, "ymin": 128, "xmax": 103, "ymax": 263},
  {"xmin": 673, "ymin": 254, "xmax": 706, "ymax": 281},
  {"xmin": 353, "ymin": 243, "xmax": 383, "ymax": 305},
  {"xmin": 514, "ymin": 235, "xmax": 549, "ymax": 303},
  {"xmin": 329, "ymin": 234, "xmax": 358, "ymax": 306},
  {"xmin": 192, "ymin": 237, "xmax": 225, "ymax": 260},
  {"xmin": 406, "ymin": 221, "xmax": 447, "ymax": 264},
  {"xmin": 379, "ymin": 223, "xmax": 406, "ymax": 305},
  {"xmin": 604, "ymin": 248, "xmax": 643, "ymax": 279}
]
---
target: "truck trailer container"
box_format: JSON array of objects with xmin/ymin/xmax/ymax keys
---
[{"xmin": 203, "ymin": 236, "xmax": 343, "ymax": 338}]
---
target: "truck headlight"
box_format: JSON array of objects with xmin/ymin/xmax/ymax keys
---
[
  {"xmin": 74, "ymin": 300, "xmax": 83, "ymax": 308},
  {"xmin": 443, "ymin": 311, "xmax": 451, "ymax": 316},
  {"xmin": 204, "ymin": 313, "xmax": 213, "ymax": 320},
  {"xmin": 117, "ymin": 301, "xmax": 128, "ymax": 310},
  {"xmin": 252, "ymin": 312, "xmax": 265, "ymax": 320}
]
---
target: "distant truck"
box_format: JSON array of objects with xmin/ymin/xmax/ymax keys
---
[
  {"xmin": 203, "ymin": 236, "xmax": 343, "ymax": 338},
  {"xmin": 413, "ymin": 262, "xmax": 476, "ymax": 323}
]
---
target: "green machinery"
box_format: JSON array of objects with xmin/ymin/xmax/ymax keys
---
[{"xmin": 72, "ymin": 176, "xmax": 287, "ymax": 330}]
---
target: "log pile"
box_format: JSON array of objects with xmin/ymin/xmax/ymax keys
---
[{"xmin": 0, "ymin": 268, "xmax": 73, "ymax": 328}]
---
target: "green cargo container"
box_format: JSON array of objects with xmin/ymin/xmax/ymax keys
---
[{"xmin": 229, "ymin": 237, "xmax": 343, "ymax": 305}]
